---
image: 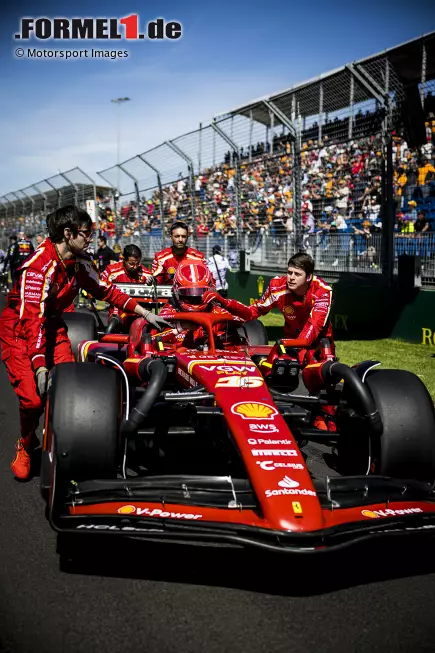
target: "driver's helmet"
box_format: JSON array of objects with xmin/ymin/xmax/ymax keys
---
[{"xmin": 173, "ymin": 261, "xmax": 215, "ymax": 312}]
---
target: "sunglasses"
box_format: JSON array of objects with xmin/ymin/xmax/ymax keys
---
[{"xmin": 78, "ymin": 229, "xmax": 93, "ymax": 240}]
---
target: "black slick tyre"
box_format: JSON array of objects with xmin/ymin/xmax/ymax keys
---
[
  {"xmin": 49, "ymin": 363, "xmax": 121, "ymax": 487},
  {"xmin": 366, "ymin": 369, "xmax": 435, "ymax": 482},
  {"xmin": 62, "ymin": 312, "xmax": 97, "ymax": 361}
]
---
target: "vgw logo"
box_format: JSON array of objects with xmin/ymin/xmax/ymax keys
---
[{"xmin": 15, "ymin": 15, "xmax": 182, "ymax": 41}]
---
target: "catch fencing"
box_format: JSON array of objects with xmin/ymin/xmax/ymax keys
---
[{"xmin": 1, "ymin": 33, "xmax": 435, "ymax": 287}]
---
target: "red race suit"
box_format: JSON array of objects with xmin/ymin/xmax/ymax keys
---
[
  {"xmin": 151, "ymin": 246, "xmax": 205, "ymax": 284},
  {"xmin": 101, "ymin": 260, "xmax": 151, "ymax": 327},
  {"xmin": 0, "ymin": 239, "xmax": 140, "ymax": 445},
  {"xmin": 225, "ymin": 274, "xmax": 334, "ymax": 362}
]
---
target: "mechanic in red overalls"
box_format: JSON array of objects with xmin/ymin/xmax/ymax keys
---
[
  {"xmin": 0, "ymin": 205, "xmax": 169, "ymax": 480},
  {"xmin": 151, "ymin": 221, "xmax": 205, "ymax": 284},
  {"xmin": 101, "ymin": 244, "xmax": 152, "ymax": 333},
  {"xmin": 203, "ymin": 252, "xmax": 336, "ymax": 430},
  {"xmin": 153, "ymin": 261, "xmax": 244, "ymax": 349}
]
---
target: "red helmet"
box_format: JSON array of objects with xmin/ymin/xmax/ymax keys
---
[{"xmin": 173, "ymin": 262, "xmax": 215, "ymax": 312}]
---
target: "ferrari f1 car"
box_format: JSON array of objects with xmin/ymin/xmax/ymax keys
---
[{"xmin": 42, "ymin": 287, "xmax": 435, "ymax": 554}]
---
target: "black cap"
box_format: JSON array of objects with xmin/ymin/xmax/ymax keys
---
[{"xmin": 212, "ymin": 245, "xmax": 222, "ymax": 255}]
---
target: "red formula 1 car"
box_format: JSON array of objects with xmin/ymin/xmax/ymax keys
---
[{"xmin": 42, "ymin": 295, "xmax": 435, "ymax": 555}]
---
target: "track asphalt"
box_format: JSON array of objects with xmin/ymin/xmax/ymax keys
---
[{"xmin": 1, "ymin": 295, "xmax": 435, "ymax": 653}]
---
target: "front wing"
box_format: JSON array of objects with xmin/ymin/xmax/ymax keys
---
[{"xmin": 50, "ymin": 475, "xmax": 435, "ymax": 553}]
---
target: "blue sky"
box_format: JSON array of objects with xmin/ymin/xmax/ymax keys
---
[{"xmin": 0, "ymin": 0, "xmax": 434, "ymax": 197}]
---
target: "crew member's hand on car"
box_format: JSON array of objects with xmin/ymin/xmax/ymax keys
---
[
  {"xmin": 35, "ymin": 366, "xmax": 48, "ymax": 398},
  {"xmin": 134, "ymin": 305, "xmax": 171, "ymax": 330}
]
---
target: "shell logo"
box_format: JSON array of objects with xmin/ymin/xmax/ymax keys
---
[
  {"xmin": 361, "ymin": 510, "xmax": 379, "ymax": 519},
  {"xmin": 283, "ymin": 305, "xmax": 294, "ymax": 316},
  {"xmin": 118, "ymin": 505, "xmax": 136, "ymax": 515},
  {"xmin": 231, "ymin": 402, "xmax": 278, "ymax": 420},
  {"xmin": 167, "ymin": 267, "xmax": 176, "ymax": 274}
]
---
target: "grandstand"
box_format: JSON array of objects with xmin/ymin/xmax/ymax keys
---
[{"xmin": 1, "ymin": 32, "xmax": 435, "ymax": 286}]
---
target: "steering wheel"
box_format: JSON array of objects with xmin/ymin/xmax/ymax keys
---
[{"xmin": 163, "ymin": 311, "xmax": 240, "ymax": 354}]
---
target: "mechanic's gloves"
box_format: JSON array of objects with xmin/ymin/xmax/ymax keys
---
[
  {"xmin": 203, "ymin": 291, "xmax": 228, "ymax": 307},
  {"xmin": 143, "ymin": 311, "xmax": 172, "ymax": 331},
  {"xmin": 35, "ymin": 366, "xmax": 48, "ymax": 398}
]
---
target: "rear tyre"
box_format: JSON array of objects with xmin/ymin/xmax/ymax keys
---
[
  {"xmin": 49, "ymin": 363, "xmax": 121, "ymax": 492},
  {"xmin": 366, "ymin": 369, "xmax": 435, "ymax": 482},
  {"xmin": 62, "ymin": 312, "xmax": 97, "ymax": 361},
  {"xmin": 239, "ymin": 319, "xmax": 268, "ymax": 346}
]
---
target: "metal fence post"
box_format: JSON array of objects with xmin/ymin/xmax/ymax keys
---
[
  {"xmin": 136, "ymin": 155, "xmax": 165, "ymax": 247},
  {"xmin": 5, "ymin": 198, "xmax": 17, "ymax": 230},
  {"xmin": 262, "ymin": 99, "xmax": 299, "ymax": 249},
  {"xmin": 198, "ymin": 122, "xmax": 202, "ymax": 172},
  {"xmin": 249, "ymin": 110, "xmax": 253, "ymax": 163},
  {"xmin": 348, "ymin": 73, "xmax": 354, "ymax": 140},
  {"xmin": 269, "ymin": 111, "xmax": 274, "ymax": 155},
  {"xmin": 59, "ymin": 171, "xmax": 78, "ymax": 205},
  {"xmin": 11, "ymin": 192, "xmax": 25, "ymax": 221},
  {"xmin": 97, "ymin": 169, "xmax": 123, "ymax": 239},
  {"xmin": 76, "ymin": 167, "xmax": 97, "ymax": 203},
  {"xmin": 211, "ymin": 121, "xmax": 242, "ymax": 246},
  {"xmin": 22, "ymin": 189, "xmax": 35, "ymax": 216},
  {"xmin": 420, "ymin": 41, "xmax": 427, "ymax": 108},
  {"xmin": 294, "ymin": 117, "xmax": 303, "ymax": 252},
  {"xmin": 318, "ymin": 83, "xmax": 323, "ymax": 143},
  {"xmin": 44, "ymin": 178, "xmax": 61, "ymax": 208},
  {"xmin": 166, "ymin": 140, "xmax": 196, "ymax": 223},
  {"xmin": 117, "ymin": 163, "xmax": 141, "ymax": 221},
  {"xmin": 347, "ymin": 62, "xmax": 392, "ymax": 283},
  {"xmin": 32, "ymin": 185, "xmax": 47, "ymax": 217}
]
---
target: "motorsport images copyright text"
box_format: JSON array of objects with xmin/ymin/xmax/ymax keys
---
[
  {"xmin": 13, "ymin": 15, "xmax": 182, "ymax": 60},
  {"xmin": 15, "ymin": 48, "xmax": 130, "ymax": 60}
]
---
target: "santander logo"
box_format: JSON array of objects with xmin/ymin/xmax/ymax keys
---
[{"xmin": 278, "ymin": 476, "xmax": 299, "ymax": 489}]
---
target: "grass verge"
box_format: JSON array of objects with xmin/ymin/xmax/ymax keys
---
[{"xmin": 259, "ymin": 314, "xmax": 435, "ymax": 400}]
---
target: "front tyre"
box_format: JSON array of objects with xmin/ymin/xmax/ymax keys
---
[
  {"xmin": 366, "ymin": 369, "xmax": 435, "ymax": 482},
  {"xmin": 47, "ymin": 363, "xmax": 122, "ymax": 504}
]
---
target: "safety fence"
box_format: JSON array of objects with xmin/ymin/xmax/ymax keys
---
[
  {"xmin": 0, "ymin": 167, "xmax": 100, "ymax": 238},
  {"xmin": 1, "ymin": 33, "xmax": 435, "ymax": 287},
  {"xmin": 104, "ymin": 232, "xmax": 435, "ymax": 287}
]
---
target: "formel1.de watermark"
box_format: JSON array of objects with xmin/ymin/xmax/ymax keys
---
[{"xmin": 14, "ymin": 15, "xmax": 182, "ymax": 41}]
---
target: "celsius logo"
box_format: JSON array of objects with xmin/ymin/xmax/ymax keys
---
[
  {"xmin": 256, "ymin": 461, "xmax": 304, "ymax": 471},
  {"xmin": 15, "ymin": 16, "xmax": 182, "ymax": 41}
]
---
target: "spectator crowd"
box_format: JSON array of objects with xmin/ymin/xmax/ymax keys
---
[
  {"xmin": 92, "ymin": 106, "xmax": 435, "ymax": 251},
  {"xmin": 2, "ymin": 100, "xmax": 435, "ymax": 268}
]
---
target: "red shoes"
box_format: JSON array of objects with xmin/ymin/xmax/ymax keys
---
[
  {"xmin": 313, "ymin": 414, "xmax": 337, "ymax": 432},
  {"xmin": 11, "ymin": 439, "xmax": 32, "ymax": 480}
]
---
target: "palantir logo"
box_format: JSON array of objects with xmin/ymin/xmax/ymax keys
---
[{"xmin": 15, "ymin": 15, "xmax": 182, "ymax": 41}]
